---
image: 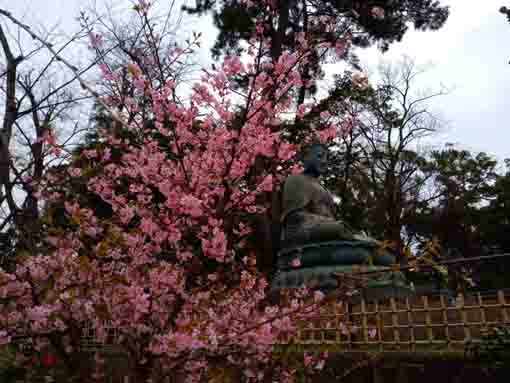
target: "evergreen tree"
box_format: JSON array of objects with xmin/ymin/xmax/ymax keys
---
[{"xmin": 184, "ymin": 0, "xmax": 449, "ymax": 111}]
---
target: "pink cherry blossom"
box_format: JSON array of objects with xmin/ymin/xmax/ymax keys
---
[
  {"xmin": 314, "ymin": 291, "xmax": 325, "ymax": 303},
  {"xmin": 258, "ymin": 175, "xmax": 274, "ymax": 192},
  {"xmin": 352, "ymin": 71, "xmax": 369, "ymax": 90},
  {"xmin": 303, "ymin": 352, "xmax": 313, "ymax": 367},
  {"xmin": 0, "ymin": 330, "xmax": 11, "ymax": 345},
  {"xmin": 68, "ymin": 167, "xmax": 82, "ymax": 177},
  {"xmin": 335, "ymin": 39, "xmax": 350, "ymax": 58},
  {"xmin": 371, "ymin": 6, "xmax": 385, "ymax": 20},
  {"xmin": 98, "ymin": 63, "xmax": 116, "ymax": 82},
  {"xmin": 88, "ymin": 32, "xmax": 103, "ymax": 48},
  {"xmin": 0, "ymin": 1, "xmax": 364, "ymax": 380},
  {"xmin": 320, "ymin": 111, "xmax": 331, "ymax": 120}
]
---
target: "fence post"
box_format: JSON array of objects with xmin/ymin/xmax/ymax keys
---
[
  {"xmin": 372, "ymin": 363, "xmax": 383, "ymax": 383},
  {"xmin": 375, "ymin": 300, "xmax": 383, "ymax": 352},
  {"xmin": 498, "ymin": 290, "xmax": 509, "ymax": 325},
  {"xmin": 406, "ymin": 297, "xmax": 415, "ymax": 351},
  {"xmin": 458, "ymin": 293, "xmax": 471, "ymax": 341},
  {"xmin": 390, "ymin": 298, "xmax": 400, "ymax": 346},
  {"xmin": 439, "ymin": 295, "xmax": 451, "ymax": 349},
  {"xmin": 423, "ymin": 296, "xmax": 434, "ymax": 343},
  {"xmin": 335, "ymin": 301, "xmax": 343, "ymax": 345},
  {"xmin": 477, "ymin": 293, "xmax": 487, "ymax": 332},
  {"xmin": 346, "ymin": 302, "xmax": 353, "ymax": 350},
  {"xmin": 361, "ymin": 298, "xmax": 369, "ymax": 344}
]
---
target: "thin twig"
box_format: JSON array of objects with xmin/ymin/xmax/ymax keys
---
[
  {"xmin": 337, "ymin": 353, "xmax": 380, "ymax": 382},
  {"xmin": 0, "ymin": 8, "xmax": 129, "ymax": 131},
  {"xmin": 335, "ymin": 253, "xmax": 510, "ymax": 278}
]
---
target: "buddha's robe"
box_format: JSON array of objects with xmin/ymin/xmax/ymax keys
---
[{"xmin": 280, "ymin": 174, "xmax": 355, "ymax": 248}]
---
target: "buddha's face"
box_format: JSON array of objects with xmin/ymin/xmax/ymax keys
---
[{"xmin": 303, "ymin": 144, "xmax": 328, "ymax": 177}]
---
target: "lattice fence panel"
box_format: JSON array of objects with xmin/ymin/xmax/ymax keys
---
[{"xmin": 277, "ymin": 290, "xmax": 510, "ymax": 352}]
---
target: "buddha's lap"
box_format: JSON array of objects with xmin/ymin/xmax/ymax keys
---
[{"xmin": 304, "ymin": 221, "xmax": 355, "ymax": 241}]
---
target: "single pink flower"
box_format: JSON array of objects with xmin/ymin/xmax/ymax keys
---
[
  {"xmin": 371, "ymin": 6, "xmax": 385, "ymax": 20},
  {"xmin": 314, "ymin": 290, "xmax": 325, "ymax": 303},
  {"xmin": 303, "ymin": 352, "xmax": 313, "ymax": 367},
  {"xmin": 0, "ymin": 330, "xmax": 11, "ymax": 345},
  {"xmin": 334, "ymin": 39, "xmax": 349, "ymax": 57},
  {"xmin": 352, "ymin": 72, "xmax": 369, "ymax": 90},
  {"xmin": 89, "ymin": 32, "xmax": 103, "ymax": 48}
]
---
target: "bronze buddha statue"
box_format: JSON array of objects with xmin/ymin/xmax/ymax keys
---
[
  {"xmin": 280, "ymin": 143, "xmax": 358, "ymax": 248},
  {"xmin": 271, "ymin": 142, "xmax": 412, "ymax": 299}
]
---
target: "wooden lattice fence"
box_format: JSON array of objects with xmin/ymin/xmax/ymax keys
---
[{"xmin": 279, "ymin": 290, "xmax": 510, "ymax": 352}]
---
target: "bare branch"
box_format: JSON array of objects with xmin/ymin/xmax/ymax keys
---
[{"xmin": 0, "ymin": 8, "xmax": 129, "ymax": 131}]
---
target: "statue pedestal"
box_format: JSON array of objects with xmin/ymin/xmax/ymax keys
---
[{"xmin": 270, "ymin": 240, "xmax": 414, "ymax": 300}]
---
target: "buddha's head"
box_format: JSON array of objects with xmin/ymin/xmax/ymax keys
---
[{"xmin": 302, "ymin": 142, "xmax": 328, "ymax": 177}]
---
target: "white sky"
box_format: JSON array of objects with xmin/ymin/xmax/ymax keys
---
[
  {"xmin": 1, "ymin": 0, "xmax": 509, "ymax": 160},
  {"xmin": 357, "ymin": 0, "xmax": 510, "ymax": 163}
]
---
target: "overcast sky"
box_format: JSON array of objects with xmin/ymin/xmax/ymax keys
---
[{"xmin": 1, "ymin": 0, "xmax": 509, "ymax": 161}]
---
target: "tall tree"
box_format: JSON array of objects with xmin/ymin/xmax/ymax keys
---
[
  {"xmin": 475, "ymin": 161, "xmax": 510, "ymax": 289},
  {"xmin": 479, "ymin": 160, "xmax": 510, "ymax": 252},
  {"xmin": 0, "ymin": 2, "xmax": 350, "ymax": 381},
  {"xmin": 0, "ymin": 1, "xmax": 198, "ymax": 269},
  {"xmin": 186, "ymin": 0, "xmax": 449, "ymax": 60},
  {"xmin": 323, "ymin": 57, "xmax": 447, "ymax": 249},
  {"xmin": 500, "ymin": 5, "xmax": 510, "ymax": 23},
  {"xmin": 404, "ymin": 145, "xmax": 505, "ymax": 290},
  {"xmin": 184, "ymin": 0, "xmax": 449, "ymax": 114},
  {"xmin": 407, "ymin": 145, "xmax": 498, "ymax": 257},
  {"xmin": 0, "ymin": 16, "xmax": 92, "ymax": 263}
]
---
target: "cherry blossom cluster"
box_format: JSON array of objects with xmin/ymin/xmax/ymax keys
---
[
  {"xmin": 371, "ymin": 6, "xmax": 386, "ymax": 20},
  {"xmin": 0, "ymin": 0, "xmax": 383, "ymax": 381}
]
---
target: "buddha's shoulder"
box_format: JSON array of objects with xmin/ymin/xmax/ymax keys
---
[
  {"xmin": 284, "ymin": 174, "xmax": 316, "ymax": 188},
  {"xmin": 285, "ymin": 173, "xmax": 309, "ymax": 182}
]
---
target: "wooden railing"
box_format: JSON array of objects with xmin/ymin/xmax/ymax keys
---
[{"xmin": 278, "ymin": 290, "xmax": 510, "ymax": 352}]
